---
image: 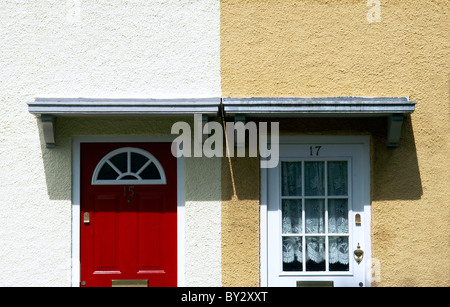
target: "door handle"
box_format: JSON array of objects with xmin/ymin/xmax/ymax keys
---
[
  {"xmin": 83, "ymin": 212, "xmax": 90, "ymax": 224},
  {"xmin": 354, "ymin": 243, "xmax": 364, "ymax": 264}
]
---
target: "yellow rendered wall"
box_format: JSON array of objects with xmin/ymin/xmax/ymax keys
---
[{"xmin": 220, "ymin": 0, "xmax": 449, "ymax": 286}]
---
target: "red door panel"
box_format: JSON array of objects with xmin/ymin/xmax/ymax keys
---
[
  {"xmin": 138, "ymin": 194, "xmax": 163, "ymax": 270},
  {"xmin": 93, "ymin": 194, "xmax": 119, "ymax": 272},
  {"xmin": 80, "ymin": 143, "xmax": 177, "ymax": 287}
]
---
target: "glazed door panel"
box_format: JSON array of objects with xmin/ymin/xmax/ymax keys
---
[{"xmin": 266, "ymin": 141, "xmax": 370, "ymax": 287}]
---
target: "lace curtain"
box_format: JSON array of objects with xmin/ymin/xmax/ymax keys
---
[
  {"xmin": 327, "ymin": 161, "xmax": 348, "ymax": 196},
  {"xmin": 282, "ymin": 206, "xmax": 349, "ymax": 266},
  {"xmin": 281, "ymin": 161, "xmax": 349, "ymax": 268}
]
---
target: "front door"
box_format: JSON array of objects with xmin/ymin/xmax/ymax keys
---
[
  {"xmin": 266, "ymin": 137, "xmax": 370, "ymax": 287},
  {"xmin": 80, "ymin": 142, "xmax": 177, "ymax": 287}
]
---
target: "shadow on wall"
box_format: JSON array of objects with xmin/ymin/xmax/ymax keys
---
[
  {"xmin": 37, "ymin": 116, "xmax": 423, "ymax": 202},
  {"xmin": 37, "ymin": 117, "xmax": 72, "ymax": 201},
  {"xmin": 220, "ymin": 116, "xmax": 423, "ymax": 201},
  {"xmin": 37, "ymin": 116, "xmax": 190, "ymax": 201},
  {"xmin": 371, "ymin": 116, "xmax": 423, "ymax": 201}
]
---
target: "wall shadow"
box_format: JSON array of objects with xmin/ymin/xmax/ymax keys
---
[
  {"xmin": 37, "ymin": 116, "xmax": 191, "ymax": 201},
  {"xmin": 36, "ymin": 116, "xmax": 72, "ymax": 201},
  {"xmin": 220, "ymin": 116, "xmax": 423, "ymax": 201},
  {"xmin": 38, "ymin": 116, "xmax": 422, "ymax": 202},
  {"xmin": 370, "ymin": 116, "xmax": 423, "ymax": 201}
]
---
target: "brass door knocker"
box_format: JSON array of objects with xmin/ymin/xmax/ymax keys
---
[{"xmin": 354, "ymin": 243, "xmax": 364, "ymax": 264}]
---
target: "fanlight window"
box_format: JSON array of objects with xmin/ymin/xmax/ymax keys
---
[{"xmin": 92, "ymin": 147, "xmax": 166, "ymax": 185}]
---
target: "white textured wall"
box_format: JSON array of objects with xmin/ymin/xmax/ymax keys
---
[
  {"xmin": 0, "ymin": 0, "xmax": 221, "ymax": 286},
  {"xmin": 185, "ymin": 157, "xmax": 222, "ymax": 286}
]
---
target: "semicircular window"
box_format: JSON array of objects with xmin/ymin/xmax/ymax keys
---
[{"xmin": 92, "ymin": 147, "xmax": 166, "ymax": 185}]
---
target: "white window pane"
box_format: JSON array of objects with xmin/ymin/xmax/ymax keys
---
[
  {"xmin": 281, "ymin": 162, "xmax": 302, "ymax": 196},
  {"xmin": 282, "ymin": 199, "xmax": 302, "ymax": 234},
  {"xmin": 282, "ymin": 237, "xmax": 303, "ymax": 271},
  {"xmin": 328, "ymin": 199, "xmax": 349, "ymax": 234},
  {"xmin": 329, "ymin": 236, "xmax": 349, "ymax": 271},
  {"xmin": 327, "ymin": 161, "xmax": 348, "ymax": 196},
  {"xmin": 306, "ymin": 236, "xmax": 325, "ymax": 271},
  {"xmin": 304, "ymin": 162, "xmax": 325, "ymax": 196},
  {"xmin": 305, "ymin": 199, "xmax": 325, "ymax": 234}
]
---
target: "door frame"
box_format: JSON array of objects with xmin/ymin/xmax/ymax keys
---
[
  {"xmin": 72, "ymin": 136, "xmax": 185, "ymax": 287},
  {"xmin": 260, "ymin": 135, "xmax": 371, "ymax": 287}
]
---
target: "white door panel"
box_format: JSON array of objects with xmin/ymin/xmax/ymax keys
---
[{"xmin": 263, "ymin": 137, "xmax": 371, "ymax": 287}]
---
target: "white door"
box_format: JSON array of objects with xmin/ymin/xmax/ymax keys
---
[{"xmin": 264, "ymin": 136, "xmax": 371, "ymax": 287}]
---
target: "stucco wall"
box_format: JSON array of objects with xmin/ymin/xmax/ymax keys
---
[
  {"xmin": 1, "ymin": 0, "xmax": 448, "ymax": 287},
  {"xmin": 220, "ymin": 0, "xmax": 449, "ymax": 286},
  {"xmin": 0, "ymin": 0, "xmax": 221, "ymax": 286},
  {"xmin": 221, "ymin": 155, "xmax": 260, "ymax": 287}
]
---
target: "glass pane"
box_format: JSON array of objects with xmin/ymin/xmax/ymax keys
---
[
  {"xmin": 281, "ymin": 162, "xmax": 302, "ymax": 196},
  {"xmin": 329, "ymin": 236, "xmax": 349, "ymax": 271},
  {"xmin": 306, "ymin": 236, "xmax": 325, "ymax": 271},
  {"xmin": 97, "ymin": 163, "xmax": 119, "ymax": 180},
  {"xmin": 327, "ymin": 161, "xmax": 348, "ymax": 196},
  {"xmin": 304, "ymin": 162, "xmax": 324, "ymax": 196},
  {"xmin": 282, "ymin": 199, "xmax": 302, "ymax": 234},
  {"xmin": 305, "ymin": 199, "xmax": 325, "ymax": 234},
  {"xmin": 109, "ymin": 152, "xmax": 127, "ymax": 173},
  {"xmin": 282, "ymin": 237, "xmax": 303, "ymax": 271},
  {"xmin": 130, "ymin": 152, "xmax": 149, "ymax": 173},
  {"xmin": 139, "ymin": 162, "xmax": 161, "ymax": 180},
  {"xmin": 328, "ymin": 199, "xmax": 349, "ymax": 234}
]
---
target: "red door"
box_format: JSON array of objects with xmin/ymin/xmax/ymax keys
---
[{"xmin": 80, "ymin": 143, "xmax": 177, "ymax": 287}]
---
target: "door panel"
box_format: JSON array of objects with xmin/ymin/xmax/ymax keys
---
[
  {"xmin": 137, "ymin": 195, "xmax": 163, "ymax": 270},
  {"xmin": 80, "ymin": 143, "xmax": 177, "ymax": 287},
  {"xmin": 266, "ymin": 141, "xmax": 370, "ymax": 287},
  {"xmin": 93, "ymin": 195, "xmax": 118, "ymax": 272}
]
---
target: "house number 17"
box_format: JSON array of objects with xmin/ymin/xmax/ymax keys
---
[{"xmin": 309, "ymin": 146, "xmax": 322, "ymax": 156}]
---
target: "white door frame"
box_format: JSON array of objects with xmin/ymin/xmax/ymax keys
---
[
  {"xmin": 260, "ymin": 135, "xmax": 371, "ymax": 287},
  {"xmin": 72, "ymin": 136, "xmax": 185, "ymax": 287}
]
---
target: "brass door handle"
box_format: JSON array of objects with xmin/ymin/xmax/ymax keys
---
[
  {"xmin": 83, "ymin": 212, "xmax": 90, "ymax": 224},
  {"xmin": 354, "ymin": 243, "xmax": 364, "ymax": 264}
]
